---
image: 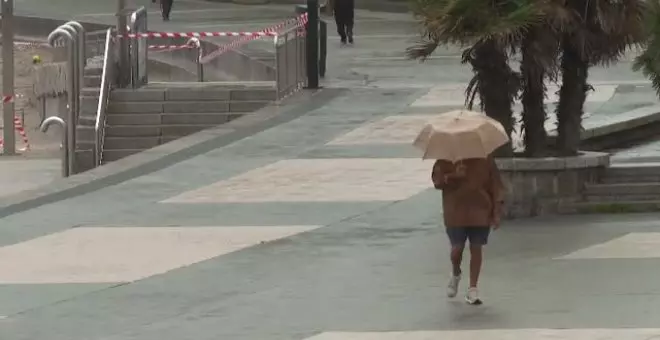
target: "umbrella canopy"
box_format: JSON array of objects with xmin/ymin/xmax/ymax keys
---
[{"xmin": 412, "ymin": 110, "xmax": 509, "ymax": 161}]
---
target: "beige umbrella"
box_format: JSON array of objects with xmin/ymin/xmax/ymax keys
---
[{"xmin": 412, "ymin": 110, "xmax": 509, "ymax": 161}]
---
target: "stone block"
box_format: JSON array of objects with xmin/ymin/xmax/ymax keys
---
[
  {"xmin": 230, "ymin": 89, "xmax": 277, "ymax": 101},
  {"xmin": 111, "ymin": 89, "xmax": 166, "ymax": 102},
  {"xmin": 107, "ymin": 113, "xmax": 162, "ymax": 126},
  {"xmin": 165, "ymin": 89, "xmax": 231, "ymax": 101},
  {"xmin": 556, "ymin": 170, "xmax": 580, "ymax": 196},
  {"xmin": 229, "ymin": 101, "xmax": 268, "ymax": 113},
  {"xmin": 161, "ymin": 125, "xmax": 210, "ymax": 137},
  {"xmin": 498, "ymin": 151, "xmax": 610, "ymax": 219},
  {"xmin": 108, "ymin": 102, "xmax": 163, "ymax": 114},
  {"xmin": 163, "ymin": 101, "xmax": 229, "ymax": 113},
  {"xmin": 161, "ymin": 113, "xmax": 230, "ymax": 125},
  {"xmin": 105, "ymin": 125, "xmax": 160, "ymax": 137},
  {"xmin": 104, "ymin": 136, "xmax": 161, "ymax": 150}
]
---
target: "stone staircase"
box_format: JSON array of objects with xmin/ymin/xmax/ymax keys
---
[
  {"xmin": 570, "ymin": 163, "xmax": 660, "ymax": 213},
  {"xmin": 101, "ymin": 83, "xmax": 276, "ymax": 163}
]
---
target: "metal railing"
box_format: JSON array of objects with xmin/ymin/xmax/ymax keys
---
[
  {"xmin": 274, "ymin": 25, "xmax": 307, "ymax": 100},
  {"xmin": 129, "ymin": 6, "xmax": 148, "ymax": 88},
  {"xmin": 94, "ymin": 28, "xmax": 115, "ymax": 166},
  {"xmin": 45, "ymin": 21, "xmax": 85, "ymax": 177}
]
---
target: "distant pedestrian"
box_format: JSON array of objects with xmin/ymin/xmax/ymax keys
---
[
  {"xmin": 328, "ymin": 0, "xmax": 354, "ymax": 45},
  {"xmin": 431, "ymin": 156, "xmax": 504, "ymax": 305},
  {"xmin": 160, "ymin": 0, "xmax": 174, "ymax": 21}
]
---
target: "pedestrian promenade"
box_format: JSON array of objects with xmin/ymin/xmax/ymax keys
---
[
  {"xmin": 2, "ymin": 84, "xmax": 660, "ymax": 339},
  {"xmin": 2, "ymin": 1, "xmax": 660, "ymax": 339}
]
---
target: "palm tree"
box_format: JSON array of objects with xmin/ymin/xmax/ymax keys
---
[
  {"xmin": 406, "ymin": 0, "xmax": 540, "ymax": 156},
  {"xmin": 517, "ymin": 1, "xmax": 572, "ymax": 157},
  {"xmin": 633, "ymin": 0, "xmax": 660, "ymax": 97},
  {"xmin": 555, "ymin": 0, "xmax": 646, "ymax": 156}
]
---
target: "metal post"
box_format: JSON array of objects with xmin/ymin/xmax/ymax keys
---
[
  {"xmin": 319, "ymin": 20, "xmax": 327, "ymax": 78},
  {"xmin": 117, "ymin": 0, "xmax": 130, "ymax": 87},
  {"xmin": 65, "ymin": 22, "xmax": 85, "ymax": 114},
  {"xmin": 40, "ymin": 116, "xmax": 69, "ymax": 177},
  {"xmin": 2, "ymin": 0, "xmax": 16, "ymax": 155},
  {"xmin": 60, "ymin": 25, "xmax": 79, "ymax": 121},
  {"xmin": 48, "ymin": 28, "xmax": 76, "ymax": 175},
  {"xmin": 197, "ymin": 45, "xmax": 204, "ymax": 82},
  {"xmin": 305, "ymin": 0, "xmax": 319, "ymax": 89}
]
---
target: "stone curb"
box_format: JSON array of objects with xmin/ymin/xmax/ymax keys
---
[
  {"xmin": 496, "ymin": 151, "xmax": 610, "ymax": 171},
  {"xmin": 544, "ymin": 104, "xmax": 660, "ymax": 145},
  {"xmin": 0, "ymin": 88, "xmax": 345, "ymax": 218}
]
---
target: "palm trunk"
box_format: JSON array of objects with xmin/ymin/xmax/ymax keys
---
[
  {"xmin": 471, "ymin": 41, "xmax": 516, "ymax": 157},
  {"xmin": 556, "ymin": 39, "xmax": 589, "ymax": 156},
  {"xmin": 520, "ymin": 31, "xmax": 548, "ymax": 157}
]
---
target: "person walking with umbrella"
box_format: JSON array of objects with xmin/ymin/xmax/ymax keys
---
[{"xmin": 414, "ymin": 110, "xmax": 506, "ymax": 305}]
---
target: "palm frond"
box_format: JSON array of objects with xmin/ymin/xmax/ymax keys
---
[{"xmin": 634, "ymin": 0, "xmax": 660, "ymax": 97}]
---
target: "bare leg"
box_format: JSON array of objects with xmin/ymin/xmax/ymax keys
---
[
  {"xmin": 450, "ymin": 246, "xmax": 464, "ymax": 277},
  {"xmin": 469, "ymin": 245, "xmax": 483, "ymax": 288}
]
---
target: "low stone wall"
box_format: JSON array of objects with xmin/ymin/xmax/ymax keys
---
[{"xmin": 496, "ymin": 151, "xmax": 610, "ymax": 219}]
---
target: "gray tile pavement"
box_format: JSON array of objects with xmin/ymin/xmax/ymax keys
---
[
  {"xmin": 1, "ymin": 79, "xmax": 660, "ymax": 340},
  {"xmin": 1, "ymin": 1, "xmax": 660, "ymax": 339}
]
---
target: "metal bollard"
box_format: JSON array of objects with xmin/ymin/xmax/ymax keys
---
[
  {"xmin": 319, "ymin": 20, "xmax": 327, "ymax": 78},
  {"xmin": 40, "ymin": 116, "xmax": 69, "ymax": 177},
  {"xmin": 188, "ymin": 38, "xmax": 203, "ymax": 82},
  {"xmin": 47, "ymin": 28, "xmax": 77, "ymax": 176}
]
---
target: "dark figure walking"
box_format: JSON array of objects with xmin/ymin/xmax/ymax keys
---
[
  {"xmin": 331, "ymin": 0, "xmax": 354, "ymax": 45},
  {"xmin": 160, "ymin": 0, "xmax": 174, "ymax": 21}
]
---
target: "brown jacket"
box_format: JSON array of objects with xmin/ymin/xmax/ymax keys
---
[{"xmin": 431, "ymin": 157, "xmax": 505, "ymax": 228}]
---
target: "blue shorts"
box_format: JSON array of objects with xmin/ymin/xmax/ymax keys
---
[{"xmin": 446, "ymin": 226, "xmax": 491, "ymax": 246}]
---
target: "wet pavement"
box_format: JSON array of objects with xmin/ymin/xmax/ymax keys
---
[{"xmin": 1, "ymin": 1, "xmax": 660, "ymax": 339}]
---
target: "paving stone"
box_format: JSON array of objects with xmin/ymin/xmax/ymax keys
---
[
  {"xmin": 0, "ymin": 226, "xmax": 318, "ymax": 284},
  {"xmin": 162, "ymin": 158, "xmax": 432, "ymax": 203}
]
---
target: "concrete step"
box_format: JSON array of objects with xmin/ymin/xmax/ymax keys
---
[
  {"xmin": 110, "ymin": 87, "xmax": 276, "ymax": 102},
  {"xmin": 105, "ymin": 124, "xmax": 212, "ymax": 137},
  {"xmin": 76, "ymin": 140, "xmax": 95, "ymax": 151},
  {"xmin": 84, "ymin": 75, "xmax": 102, "ymax": 88},
  {"xmin": 561, "ymin": 201, "xmax": 660, "ymax": 214},
  {"xmin": 76, "ymin": 125, "xmax": 95, "ymax": 142},
  {"xmin": 107, "ymin": 100, "xmax": 268, "ymax": 114},
  {"xmin": 74, "ymin": 150, "xmax": 96, "ymax": 174},
  {"xmin": 82, "ymin": 87, "xmax": 101, "ymax": 97},
  {"xmin": 81, "ymin": 96, "xmax": 99, "ymax": 114},
  {"xmin": 601, "ymin": 164, "xmax": 660, "ymax": 183},
  {"xmin": 585, "ymin": 183, "xmax": 660, "ymax": 196},
  {"xmin": 84, "ymin": 67, "xmax": 103, "ymax": 76},
  {"xmin": 106, "ymin": 112, "xmax": 241, "ymax": 126},
  {"xmin": 102, "ymin": 149, "xmax": 143, "ymax": 162},
  {"xmin": 104, "ymin": 136, "xmax": 161, "ymax": 150},
  {"xmin": 78, "ymin": 115, "xmax": 96, "ymax": 127}
]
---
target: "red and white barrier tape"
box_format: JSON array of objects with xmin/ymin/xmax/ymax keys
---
[
  {"xmin": 120, "ymin": 12, "xmax": 308, "ymax": 40},
  {"xmin": 124, "ymin": 31, "xmax": 277, "ymax": 39},
  {"xmin": 2, "ymin": 94, "xmax": 26, "ymax": 104},
  {"xmin": 200, "ymin": 13, "xmax": 308, "ymax": 64},
  {"xmin": 148, "ymin": 44, "xmax": 196, "ymax": 51},
  {"xmin": 0, "ymin": 115, "xmax": 30, "ymax": 151}
]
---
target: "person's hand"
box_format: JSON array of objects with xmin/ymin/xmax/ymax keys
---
[
  {"xmin": 454, "ymin": 162, "xmax": 466, "ymax": 177},
  {"xmin": 491, "ymin": 215, "xmax": 501, "ymax": 230}
]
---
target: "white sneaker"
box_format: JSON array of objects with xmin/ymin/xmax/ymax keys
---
[
  {"xmin": 447, "ymin": 274, "xmax": 461, "ymax": 298},
  {"xmin": 465, "ymin": 287, "xmax": 483, "ymax": 305}
]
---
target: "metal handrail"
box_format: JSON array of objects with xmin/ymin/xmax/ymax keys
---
[
  {"xmin": 94, "ymin": 28, "xmax": 115, "ymax": 166},
  {"xmin": 40, "ymin": 117, "xmax": 69, "ymax": 177},
  {"xmin": 47, "ymin": 27, "xmax": 77, "ymax": 175},
  {"xmin": 274, "ymin": 24, "xmax": 307, "ymax": 100},
  {"xmin": 129, "ymin": 6, "xmax": 148, "ymax": 88}
]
